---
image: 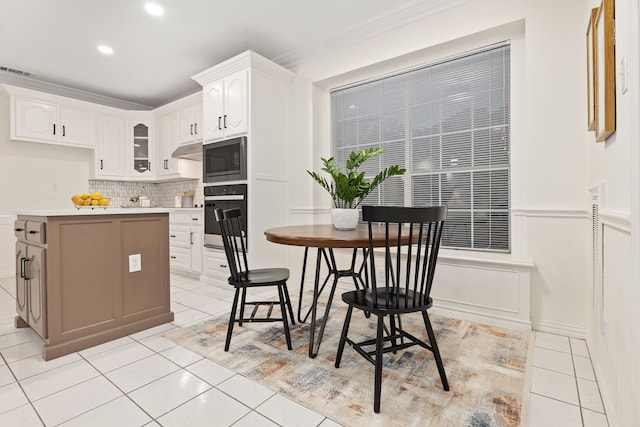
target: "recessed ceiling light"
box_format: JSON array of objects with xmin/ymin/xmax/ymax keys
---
[
  {"xmin": 145, "ymin": 3, "xmax": 164, "ymax": 16},
  {"xmin": 97, "ymin": 45, "xmax": 114, "ymax": 55}
]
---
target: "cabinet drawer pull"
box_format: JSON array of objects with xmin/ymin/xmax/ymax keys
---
[
  {"xmin": 15, "ymin": 228, "xmax": 24, "ymax": 232},
  {"xmin": 170, "ymin": 234, "xmax": 176, "ymax": 238},
  {"xmin": 28, "ymin": 230, "xmax": 39, "ymax": 234},
  {"xmin": 170, "ymin": 256, "xmax": 176, "ymax": 259},
  {"xmin": 220, "ymin": 264, "xmax": 227, "ymax": 268}
]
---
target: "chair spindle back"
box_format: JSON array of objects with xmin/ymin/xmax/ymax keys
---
[
  {"xmin": 362, "ymin": 205, "xmax": 447, "ymax": 309},
  {"xmin": 214, "ymin": 208, "xmax": 249, "ymax": 281}
]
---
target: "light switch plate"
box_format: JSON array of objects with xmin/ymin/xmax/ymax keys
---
[
  {"xmin": 620, "ymin": 55, "xmax": 628, "ymax": 94},
  {"xmin": 129, "ymin": 254, "xmax": 142, "ymax": 272}
]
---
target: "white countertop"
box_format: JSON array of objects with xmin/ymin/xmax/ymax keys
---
[{"xmin": 15, "ymin": 208, "xmax": 171, "ymax": 217}]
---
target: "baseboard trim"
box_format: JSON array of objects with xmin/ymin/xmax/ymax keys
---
[
  {"xmin": 431, "ymin": 305, "xmax": 532, "ymax": 331},
  {"xmin": 531, "ymin": 318, "xmax": 586, "ymax": 338},
  {"xmin": 0, "ymin": 271, "xmax": 14, "ymax": 279}
]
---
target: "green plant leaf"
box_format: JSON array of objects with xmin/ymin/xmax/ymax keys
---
[{"xmin": 308, "ymin": 148, "xmax": 406, "ymax": 208}]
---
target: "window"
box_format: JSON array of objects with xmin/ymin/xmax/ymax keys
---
[{"xmin": 331, "ymin": 43, "xmax": 511, "ymax": 252}]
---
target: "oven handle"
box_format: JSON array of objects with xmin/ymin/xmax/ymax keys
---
[{"xmin": 204, "ymin": 195, "xmax": 245, "ymax": 201}]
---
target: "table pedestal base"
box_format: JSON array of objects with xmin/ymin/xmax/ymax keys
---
[{"xmin": 298, "ymin": 247, "xmax": 369, "ymax": 358}]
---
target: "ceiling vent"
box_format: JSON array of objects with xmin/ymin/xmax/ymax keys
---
[{"xmin": 0, "ymin": 66, "xmax": 32, "ymax": 77}]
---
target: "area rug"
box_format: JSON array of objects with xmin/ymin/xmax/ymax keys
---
[{"xmin": 164, "ymin": 302, "xmax": 530, "ymax": 427}]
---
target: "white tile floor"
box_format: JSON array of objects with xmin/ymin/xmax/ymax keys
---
[
  {"xmin": 530, "ymin": 331, "xmax": 609, "ymax": 427},
  {"xmin": 0, "ymin": 274, "xmax": 609, "ymax": 426}
]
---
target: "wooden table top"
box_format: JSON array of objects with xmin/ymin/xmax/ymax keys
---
[{"xmin": 264, "ymin": 224, "xmax": 408, "ymax": 249}]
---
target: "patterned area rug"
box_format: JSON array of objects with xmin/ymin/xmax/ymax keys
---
[{"xmin": 164, "ymin": 302, "xmax": 530, "ymax": 427}]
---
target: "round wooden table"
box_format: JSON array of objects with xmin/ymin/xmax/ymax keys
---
[
  {"xmin": 264, "ymin": 224, "xmax": 408, "ymax": 358},
  {"xmin": 265, "ymin": 224, "xmax": 408, "ymax": 248}
]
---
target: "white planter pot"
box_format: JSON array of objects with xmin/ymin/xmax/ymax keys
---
[{"xmin": 331, "ymin": 208, "xmax": 359, "ymax": 230}]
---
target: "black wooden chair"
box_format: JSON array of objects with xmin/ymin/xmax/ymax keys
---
[
  {"xmin": 334, "ymin": 205, "xmax": 450, "ymax": 413},
  {"xmin": 215, "ymin": 208, "xmax": 295, "ymax": 351}
]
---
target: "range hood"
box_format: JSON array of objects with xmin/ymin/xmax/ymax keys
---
[{"xmin": 172, "ymin": 142, "xmax": 202, "ymax": 161}]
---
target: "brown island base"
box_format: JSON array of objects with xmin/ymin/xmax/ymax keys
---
[{"xmin": 14, "ymin": 209, "xmax": 174, "ymax": 360}]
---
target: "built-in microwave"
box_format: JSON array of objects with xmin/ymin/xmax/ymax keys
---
[{"xmin": 203, "ymin": 136, "xmax": 247, "ymax": 183}]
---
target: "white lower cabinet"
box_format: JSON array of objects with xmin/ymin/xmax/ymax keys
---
[
  {"xmin": 202, "ymin": 247, "xmax": 229, "ymax": 285},
  {"xmin": 169, "ymin": 209, "xmax": 202, "ymax": 274}
]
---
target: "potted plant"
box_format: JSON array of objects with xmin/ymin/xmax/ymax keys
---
[{"xmin": 307, "ymin": 148, "xmax": 406, "ymax": 229}]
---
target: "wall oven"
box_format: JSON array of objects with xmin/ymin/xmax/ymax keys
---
[
  {"xmin": 204, "ymin": 184, "xmax": 247, "ymax": 249},
  {"xmin": 203, "ymin": 136, "xmax": 247, "ymax": 183}
]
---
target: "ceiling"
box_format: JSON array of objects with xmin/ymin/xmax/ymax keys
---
[{"xmin": 0, "ymin": 0, "xmax": 471, "ymax": 109}]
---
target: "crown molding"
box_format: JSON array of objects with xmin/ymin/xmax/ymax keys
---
[
  {"xmin": 0, "ymin": 72, "xmax": 153, "ymax": 111},
  {"xmin": 274, "ymin": 0, "xmax": 475, "ymax": 68}
]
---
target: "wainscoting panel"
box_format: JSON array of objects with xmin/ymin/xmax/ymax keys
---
[{"xmin": 432, "ymin": 259, "xmax": 532, "ymax": 330}]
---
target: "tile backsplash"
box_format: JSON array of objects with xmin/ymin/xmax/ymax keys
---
[{"xmin": 88, "ymin": 179, "xmax": 203, "ymax": 208}]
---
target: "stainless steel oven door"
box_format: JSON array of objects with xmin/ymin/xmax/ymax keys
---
[{"xmin": 204, "ymin": 184, "xmax": 247, "ymax": 249}]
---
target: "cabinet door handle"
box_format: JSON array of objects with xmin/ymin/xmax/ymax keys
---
[
  {"xmin": 28, "ymin": 230, "xmax": 39, "ymax": 234},
  {"xmin": 148, "ymin": 162, "xmax": 151, "ymax": 171},
  {"xmin": 218, "ymin": 116, "xmax": 222, "ymax": 131},
  {"xmin": 170, "ymin": 234, "xmax": 176, "ymax": 238},
  {"xmin": 190, "ymin": 232, "xmax": 194, "ymax": 245},
  {"xmin": 24, "ymin": 256, "xmax": 34, "ymax": 280},
  {"xmin": 20, "ymin": 257, "xmax": 27, "ymax": 279},
  {"xmin": 190, "ymin": 124, "xmax": 194, "ymax": 135},
  {"xmin": 62, "ymin": 125, "xmax": 66, "ymax": 137},
  {"xmin": 223, "ymin": 115, "xmax": 227, "ymax": 129},
  {"xmin": 53, "ymin": 124, "xmax": 56, "ymax": 135},
  {"xmin": 170, "ymin": 256, "xmax": 176, "ymax": 259},
  {"xmin": 100, "ymin": 159, "xmax": 104, "ymax": 170},
  {"xmin": 191, "ymin": 218, "xmax": 199, "ymax": 221},
  {"xmin": 15, "ymin": 227, "xmax": 24, "ymax": 232},
  {"xmin": 194, "ymin": 123, "xmax": 198, "ymax": 135},
  {"xmin": 220, "ymin": 264, "xmax": 227, "ymax": 268}
]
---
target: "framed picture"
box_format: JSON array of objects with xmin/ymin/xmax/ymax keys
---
[
  {"xmin": 594, "ymin": 0, "xmax": 616, "ymax": 142},
  {"xmin": 586, "ymin": 7, "xmax": 598, "ymax": 131}
]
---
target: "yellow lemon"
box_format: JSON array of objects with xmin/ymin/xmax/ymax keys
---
[
  {"xmin": 81, "ymin": 193, "xmax": 90, "ymax": 200},
  {"xmin": 91, "ymin": 199, "xmax": 99, "ymax": 206},
  {"xmin": 99, "ymin": 199, "xmax": 109, "ymax": 206},
  {"xmin": 91, "ymin": 192, "xmax": 103, "ymax": 200},
  {"xmin": 83, "ymin": 199, "xmax": 91, "ymax": 206}
]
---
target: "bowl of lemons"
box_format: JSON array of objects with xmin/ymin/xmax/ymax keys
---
[{"xmin": 71, "ymin": 192, "xmax": 110, "ymax": 209}]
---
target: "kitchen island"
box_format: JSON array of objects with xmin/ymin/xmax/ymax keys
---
[{"xmin": 14, "ymin": 208, "xmax": 173, "ymax": 360}]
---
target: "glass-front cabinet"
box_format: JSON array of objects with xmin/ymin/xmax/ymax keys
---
[
  {"xmin": 129, "ymin": 116, "xmax": 153, "ymax": 177},
  {"xmin": 133, "ymin": 123, "xmax": 149, "ymax": 174}
]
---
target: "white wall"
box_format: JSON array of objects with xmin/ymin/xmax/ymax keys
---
[
  {"xmin": 289, "ymin": 0, "xmax": 589, "ymax": 331},
  {"xmin": 287, "ymin": 1, "xmax": 640, "ymax": 423},
  {"xmin": 583, "ymin": 0, "xmax": 640, "ymax": 425},
  {"xmin": 0, "ymin": 90, "xmax": 93, "ymax": 277}
]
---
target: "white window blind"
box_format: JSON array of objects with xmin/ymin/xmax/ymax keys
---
[{"xmin": 331, "ymin": 43, "xmax": 511, "ymax": 252}]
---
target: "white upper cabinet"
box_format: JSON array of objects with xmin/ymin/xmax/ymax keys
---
[
  {"xmin": 129, "ymin": 118, "xmax": 154, "ymax": 178},
  {"xmin": 156, "ymin": 112, "xmax": 180, "ymax": 177},
  {"xmin": 179, "ymin": 102, "xmax": 202, "ymax": 144},
  {"xmin": 59, "ymin": 108, "xmax": 95, "ymax": 146},
  {"xmin": 202, "ymin": 69, "xmax": 248, "ymax": 142},
  {"xmin": 12, "ymin": 97, "xmax": 95, "ymax": 147},
  {"xmin": 95, "ymin": 114, "xmax": 126, "ymax": 178}
]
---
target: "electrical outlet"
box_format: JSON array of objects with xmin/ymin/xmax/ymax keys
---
[{"xmin": 129, "ymin": 254, "xmax": 142, "ymax": 272}]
